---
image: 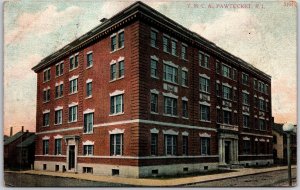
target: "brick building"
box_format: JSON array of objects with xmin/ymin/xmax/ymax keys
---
[{"xmin": 32, "ymin": 1, "xmax": 273, "ymax": 177}]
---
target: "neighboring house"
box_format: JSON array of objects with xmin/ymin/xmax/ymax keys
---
[
  {"xmin": 31, "ymin": 1, "xmax": 273, "ymax": 178},
  {"xmin": 4, "ymin": 129, "xmax": 35, "ymax": 169},
  {"xmin": 272, "ymin": 123, "xmax": 297, "ymax": 164}
]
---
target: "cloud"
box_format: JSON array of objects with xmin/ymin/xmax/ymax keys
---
[{"xmin": 5, "ymin": 5, "xmax": 82, "ymax": 45}]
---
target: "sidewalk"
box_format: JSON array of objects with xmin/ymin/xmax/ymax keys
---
[{"xmin": 7, "ymin": 165, "xmax": 297, "ymax": 187}]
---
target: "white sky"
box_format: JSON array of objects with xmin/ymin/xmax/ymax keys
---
[{"xmin": 3, "ymin": 0, "xmax": 297, "ymax": 135}]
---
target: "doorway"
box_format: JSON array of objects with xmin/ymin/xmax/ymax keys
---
[
  {"xmin": 68, "ymin": 145, "xmax": 75, "ymax": 170},
  {"xmin": 225, "ymin": 141, "xmax": 231, "ymax": 164}
]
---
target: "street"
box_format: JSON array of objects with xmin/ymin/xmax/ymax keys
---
[
  {"xmin": 187, "ymin": 168, "xmax": 297, "ymax": 187},
  {"xmin": 4, "ymin": 167, "xmax": 297, "ymax": 187}
]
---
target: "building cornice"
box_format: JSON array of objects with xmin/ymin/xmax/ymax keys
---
[{"xmin": 32, "ymin": 1, "xmax": 271, "ymax": 81}]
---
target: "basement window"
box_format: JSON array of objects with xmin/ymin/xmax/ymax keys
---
[
  {"xmin": 43, "ymin": 164, "xmax": 47, "ymax": 170},
  {"xmin": 204, "ymin": 166, "xmax": 208, "ymax": 171},
  {"xmin": 183, "ymin": 167, "xmax": 188, "ymax": 172},
  {"xmin": 83, "ymin": 167, "xmax": 93, "ymax": 174},
  {"xmin": 55, "ymin": 165, "xmax": 59, "ymax": 171},
  {"xmin": 152, "ymin": 169, "xmax": 159, "ymax": 175},
  {"xmin": 112, "ymin": 169, "xmax": 119, "ymax": 176}
]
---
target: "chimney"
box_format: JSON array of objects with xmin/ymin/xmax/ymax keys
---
[
  {"xmin": 100, "ymin": 18, "xmax": 107, "ymax": 23},
  {"xmin": 10, "ymin": 127, "xmax": 13, "ymax": 137},
  {"xmin": 21, "ymin": 126, "xmax": 24, "ymax": 132}
]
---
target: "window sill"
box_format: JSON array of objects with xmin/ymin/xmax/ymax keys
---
[
  {"xmin": 163, "ymin": 114, "xmax": 178, "ymax": 118},
  {"xmin": 54, "ymin": 123, "xmax": 62, "ymax": 126},
  {"xmin": 199, "ymin": 91, "xmax": 210, "ymax": 95},
  {"xmin": 69, "ymin": 91, "xmax": 78, "ymax": 95},
  {"xmin": 199, "ymin": 65, "xmax": 210, "ymax": 70},
  {"xmin": 109, "ymin": 112, "xmax": 124, "ymax": 117},
  {"xmin": 43, "ymin": 80, "xmax": 50, "ymax": 84},
  {"xmin": 86, "ymin": 65, "xmax": 93, "ymax": 70},
  {"xmin": 68, "ymin": 120, "xmax": 77, "ymax": 124},
  {"xmin": 43, "ymin": 101, "xmax": 50, "ymax": 104},
  {"xmin": 55, "ymin": 96, "xmax": 63, "ymax": 100},
  {"xmin": 110, "ymin": 46, "xmax": 124, "ymax": 53},
  {"xmin": 69, "ymin": 67, "xmax": 79, "ymax": 72},
  {"xmin": 163, "ymin": 79, "xmax": 178, "ymax": 86},
  {"xmin": 85, "ymin": 96, "xmax": 92, "ymax": 99},
  {"xmin": 83, "ymin": 132, "xmax": 93, "ymax": 135},
  {"xmin": 163, "ymin": 50, "xmax": 170, "ymax": 54},
  {"xmin": 42, "ymin": 125, "xmax": 50, "ymax": 127},
  {"xmin": 55, "ymin": 74, "xmax": 63, "ymax": 78},
  {"xmin": 182, "ymin": 117, "xmax": 189, "ymax": 120},
  {"xmin": 182, "ymin": 85, "xmax": 189, "ymax": 88},
  {"xmin": 150, "ymin": 112, "xmax": 159, "ymax": 115},
  {"xmin": 151, "ymin": 76, "xmax": 159, "ymax": 80},
  {"xmin": 200, "ymin": 120, "xmax": 211, "ymax": 123},
  {"xmin": 243, "ymin": 103, "xmax": 250, "ymax": 106},
  {"xmin": 150, "ymin": 45, "xmax": 159, "ymax": 50},
  {"xmin": 110, "ymin": 76, "xmax": 124, "ymax": 83},
  {"xmin": 182, "ymin": 58, "xmax": 188, "ymax": 62}
]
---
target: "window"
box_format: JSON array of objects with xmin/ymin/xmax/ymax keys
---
[
  {"xmin": 273, "ymin": 135, "xmax": 277, "ymax": 144},
  {"xmin": 182, "ymin": 136, "xmax": 188, "ymax": 155},
  {"xmin": 182, "ymin": 100, "xmax": 188, "ymax": 118},
  {"xmin": 265, "ymin": 84, "xmax": 269, "ymax": 94},
  {"xmin": 217, "ymin": 109, "xmax": 222, "ymax": 123},
  {"xmin": 242, "ymin": 93, "xmax": 249, "ymax": 105},
  {"xmin": 199, "ymin": 52, "xmax": 209, "ymax": 68},
  {"xmin": 150, "ymin": 30, "xmax": 158, "ymax": 48},
  {"xmin": 243, "ymin": 140, "xmax": 250, "ymax": 154},
  {"xmin": 222, "ymin": 85, "xmax": 231, "ymax": 100},
  {"xmin": 86, "ymin": 82, "xmax": 92, "ymax": 97},
  {"xmin": 43, "ymin": 140, "xmax": 49, "ymax": 155},
  {"xmin": 200, "ymin": 138, "xmax": 210, "ymax": 155},
  {"xmin": 43, "ymin": 112, "xmax": 50, "ymax": 126},
  {"xmin": 55, "ymin": 139, "xmax": 62, "ymax": 155},
  {"xmin": 43, "ymin": 89, "xmax": 50, "ymax": 102},
  {"xmin": 171, "ymin": 40, "xmax": 177, "ymax": 56},
  {"xmin": 84, "ymin": 113, "xmax": 93, "ymax": 133},
  {"xmin": 56, "ymin": 62, "xmax": 64, "ymax": 76},
  {"xmin": 163, "ymin": 64, "xmax": 178, "ymax": 83},
  {"xmin": 43, "ymin": 68, "xmax": 51, "ymax": 82},
  {"xmin": 111, "ymin": 36, "xmax": 117, "ymax": 51},
  {"xmin": 110, "ymin": 63, "xmax": 116, "ymax": 80},
  {"xmin": 259, "ymin": 99, "xmax": 265, "ymax": 111},
  {"xmin": 110, "ymin": 94, "xmax": 124, "ymax": 114},
  {"xmin": 150, "ymin": 93, "xmax": 158, "ymax": 113},
  {"xmin": 216, "ymin": 60, "xmax": 221, "ymax": 74},
  {"xmin": 165, "ymin": 135, "xmax": 177, "ymax": 155},
  {"xmin": 243, "ymin": 115, "xmax": 249, "ymax": 128},
  {"xmin": 110, "ymin": 134, "xmax": 123, "ymax": 155},
  {"xmin": 54, "ymin": 109, "xmax": 62, "ymax": 125},
  {"xmin": 181, "ymin": 45, "xmax": 187, "ymax": 60},
  {"xmin": 163, "ymin": 36, "xmax": 170, "ymax": 53},
  {"xmin": 118, "ymin": 61, "xmax": 124, "ymax": 78},
  {"xmin": 182, "ymin": 70, "xmax": 188, "ymax": 86},
  {"xmin": 259, "ymin": 119, "xmax": 266, "ymax": 130},
  {"xmin": 70, "ymin": 55, "xmax": 78, "ymax": 70},
  {"xmin": 223, "ymin": 110, "xmax": 231, "ymax": 124},
  {"xmin": 242, "ymin": 73, "xmax": 249, "ymax": 85},
  {"xmin": 200, "ymin": 105, "xmax": 210, "ymax": 121},
  {"xmin": 222, "ymin": 64, "xmax": 231, "ymax": 78},
  {"xmin": 199, "ymin": 77, "xmax": 210, "ymax": 93},
  {"xmin": 69, "ymin": 105, "xmax": 78, "ymax": 122},
  {"xmin": 55, "ymin": 84, "xmax": 63, "ymax": 98},
  {"xmin": 151, "ymin": 133, "xmax": 158, "ymax": 155},
  {"xmin": 232, "ymin": 69, "xmax": 237, "ymax": 80},
  {"xmin": 118, "ymin": 32, "xmax": 124, "ymax": 48},
  {"xmin": 69, "ymin": 78, "xmax": 78, "ymax": 94},
  {"xmin": 151, "ymin": 59, "xmax": 158, "ymax": 78},
  {"xmin": 164, "ymin": 96, "xmax": 177, "ymax": 116},
  {"xmin": 254, "ymin": 79, "xmax": 257, "ymax": 90},
  {"xmin": 216, "ymin": 83, "xmax": 221, "ymax": 97},
  {"xmin": 266, "ymin": 102, "xmax": 269, "ymax": 112},
  {"xmin": 83, "ymin": 145, "xmax": 93, "ymax": 156},
  {"xmin": 87, "ymin": 53, "xmax": 93, "ymax": 67}
]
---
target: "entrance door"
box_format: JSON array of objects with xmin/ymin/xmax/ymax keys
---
[
  {"xmin": 225, "ymin": 141, "xmax": 231, "ymax": 164},
  {"xmin": 68, "ymin": 145, "xmax": 75, "ymax": 170}
]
